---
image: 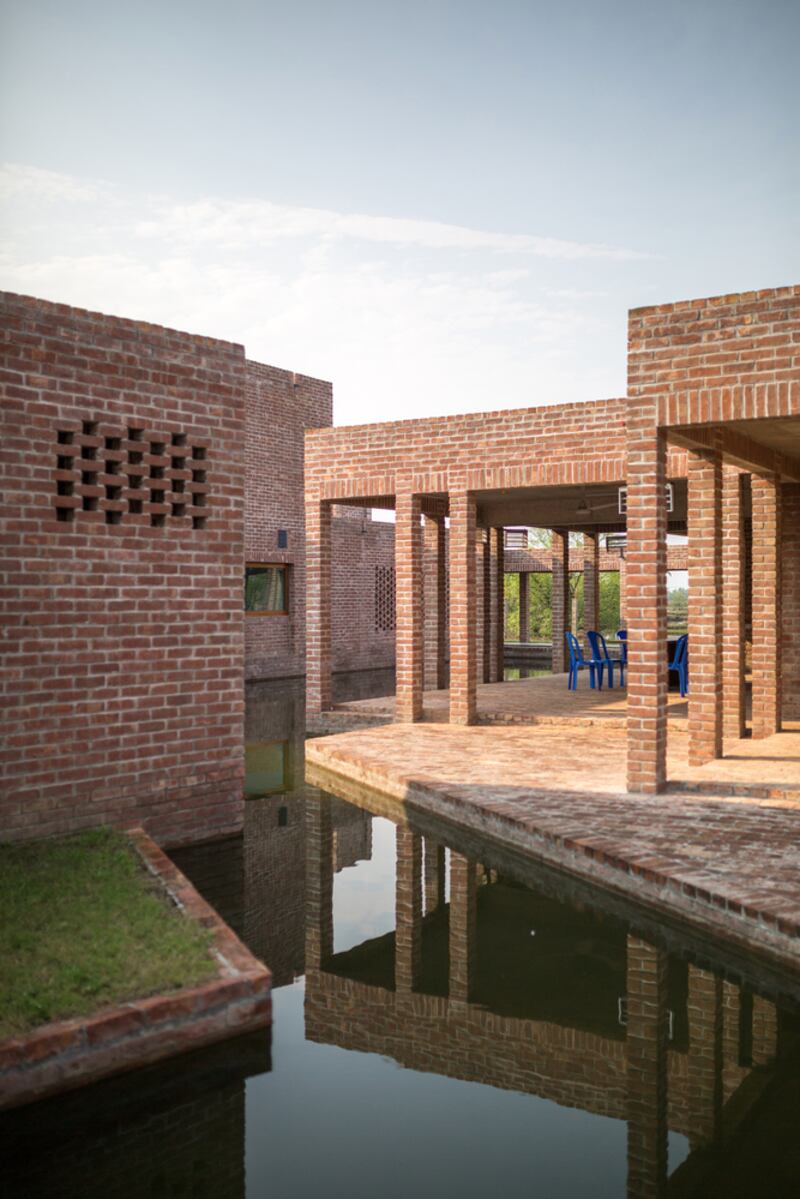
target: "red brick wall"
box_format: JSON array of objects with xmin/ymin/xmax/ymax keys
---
[
  {"xmin": 245, "ymin": 361, "xmax": 395, "ymax": 679},
  {"xmin": 245, "ymin": 362, "xmax": 330, "ymax": 681},
  {"xmin": 332, "ymin": 517, "xmax": 396, "ymax": 673},
  {"xmin": 0, "ymin": 292, "xmax": 245, "ymax": 845},
  {"xmin": 782, "ymin": 484, "xmax": 800, "ymax": 720}
]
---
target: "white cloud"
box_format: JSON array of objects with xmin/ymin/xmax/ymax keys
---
[
  {"xmin": 0, "ymin": 162, "xmax": 633, "ymax": 423},
  {"xmin": 135, "ymin": 196, "xmax": 649, "ymax": 261},
  {"xmin": 0, "ymin": 162, "xmax": 111, "ymax": 205}
]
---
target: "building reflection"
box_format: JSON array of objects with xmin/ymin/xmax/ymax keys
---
[
  {"xmin": 304, "ymin": 792, "xmax": 794, "ymax": 1199},
  {"xmin": 2, "ymin": 1031, "xmax": 269, "ymax": 1199}
]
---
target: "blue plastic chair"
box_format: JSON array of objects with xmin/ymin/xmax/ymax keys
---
[
  {"xmin": 588, "ymin": 630, "xmax": 625, "ymax": 688},
  {"xmin": 668, "ymin": 633, "xmax": 689, "ymax": 697},
  {"xmin": 565, "ymin": 631, "xmax": 604, "ymax": 691},
  {"xmin": 616, "ymin": 629, "xmax": 628, "ymax": 664}
]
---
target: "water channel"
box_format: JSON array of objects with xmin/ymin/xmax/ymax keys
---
[{"xmin": 3, "ymin": 670, "xmax": 799, "ymax": 1197}]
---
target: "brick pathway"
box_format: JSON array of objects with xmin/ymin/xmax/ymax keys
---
[{"xmin": 306, "ymin": 720, "xmax": 800, "ymax": 968}]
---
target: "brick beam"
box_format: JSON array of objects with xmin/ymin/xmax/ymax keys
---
[
  {"xmin": 551, "ymin": 529, "xmax": 571, "ymax": 673},
  {"xmin": 626, "ymin": 937, "xmax": 668, "ymax": 1199},
  {"xmin": 583, "ymin": 531, "xmax": 600, "ymax": 633},
  {"xmin": 751, "ymin": 473, "xmax": 782, "ymax": 738},
  {"xmin": 687, "ymin": 966, "xmax": 723, "ymax": 1150},
  {"xmin": 688, "ymin": 440, "xmax": 723, "ymax": 765},
  {"xmin": 518, "ymin": 571, "xmax": 529, "ymax": 642},
  {"xmin": 449, "ymin": 853, "xmax": 477, "ymax": 1004},
  {"xmin": 449, "ymin": 490, "xmax": 477, "ymax": 725},
  {"xmin": 395, "ymin": 824, "xmax": 422, "ymax": 993},
  {"xmin": 722, "ymin": 468, "xmax": 748, "ymax": 739},
  {"xmin": 627, "ymin": 428, "xmax": 668, "ymax": 793},
  {"xmin": 668, "ymin": 425, "xmax": 800, "ymax": 484},
  {"xmin": 423, "ymin": 515, "xmax": 447, "ymax": 690},
  {"xmin": 304, "ymin": 791, "xmax": 333, "ymax": 973},
  {"xmin": 305, "ymin": 497, "xmax": 332, "ymax": 714},
  {"xmin": 395, "ymin": 488, "xmax": 424, "ymax": 722},
  {"xmin": 489, "ymin": 527, "xmax": 504, "ymax": 682}
]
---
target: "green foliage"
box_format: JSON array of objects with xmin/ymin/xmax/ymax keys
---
[
  {"xmin": 668, "ymin": 586, "xmax": 688, "ymax": 634},
  {"xmin": 505, "ymin": 570, "xmax": 621, "ymax": 639},
  {"xmin": 0, "ymin": 827, "xmax": 216, "ymax": 1038}
]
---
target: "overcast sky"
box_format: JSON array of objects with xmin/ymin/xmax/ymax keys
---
[{"xmin": 1, "ymin": 0, "xmax": 798, "ymax": 426}]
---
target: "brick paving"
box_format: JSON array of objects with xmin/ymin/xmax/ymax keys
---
[
  {"xmin": 335, "ymin": 671, "xmax": 689, "ymax": 728},
  {"xmin": 306, "ymin": 715, "xmax": 800, "ymax": 968}
]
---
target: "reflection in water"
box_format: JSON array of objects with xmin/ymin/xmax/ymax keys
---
[{"xmin": 3, "ymin": 670, "xmax": 799, "ymax": 1198}]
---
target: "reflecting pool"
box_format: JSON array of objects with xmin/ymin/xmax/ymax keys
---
[{"xmin": 3, "ymin": 671, "xmax": 799, "ymax": 1198}]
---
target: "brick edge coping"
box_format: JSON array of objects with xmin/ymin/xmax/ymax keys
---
[
  {"xmin": 0, "ymin": 828, "xmax": 271, "ymax": 1111},
  {"xmin": 305, "ymin": 741, "xmax": 800, "ymax": 972}
]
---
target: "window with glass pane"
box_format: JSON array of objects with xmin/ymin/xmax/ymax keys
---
[{"xmin": 245, "ymin": 564, "xmax": 288, "ymax": 614}]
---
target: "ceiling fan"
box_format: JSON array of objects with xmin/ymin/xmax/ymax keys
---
[{"xmin": 574, "ymin": 489, "xmax": 620, "ymax": 517}]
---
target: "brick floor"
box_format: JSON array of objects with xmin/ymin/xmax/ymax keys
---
[
  {"xmin": 305, "ymin": 715, "xmax": 800, "ymax": 969},
  {"xmin": 336, "ymin": 672, "xmax": 689, "ymax": 728}
]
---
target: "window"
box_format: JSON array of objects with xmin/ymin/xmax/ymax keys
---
[{"xmin": 245, "ymin": 563, "xmax": 288, "ymax": 614}]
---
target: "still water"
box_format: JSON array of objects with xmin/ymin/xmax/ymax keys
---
[{"xmin": 3, "ymin": 670, "xmax": 800, "ymax": 1198}]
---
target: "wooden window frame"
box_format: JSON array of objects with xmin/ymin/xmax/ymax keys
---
[{"xmin": 245, "ymin": 562, "xmax": 289, "ymax": 616}]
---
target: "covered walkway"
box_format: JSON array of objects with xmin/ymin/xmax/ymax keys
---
[{"xmin": 305, "ymin": 285, "xmax": 800, "ymax": 795}]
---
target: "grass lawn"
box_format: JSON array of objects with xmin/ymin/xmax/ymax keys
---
[{"xmin": 0, "ymin": 827, "xmax": 217, "ymax": 1039}]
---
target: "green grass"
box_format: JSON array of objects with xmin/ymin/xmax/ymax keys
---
[{"xmin": 0, "ymin": 827, "xmax": 217, "ymax": 1039}]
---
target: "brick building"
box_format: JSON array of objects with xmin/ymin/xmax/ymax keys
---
[
  {"xmin": 305, "ymin": 284, "xmax": 800, "ymax": 795},
  {"xmin": 0, "ymin": 292, "xmax": 393, "ymax": 846}
]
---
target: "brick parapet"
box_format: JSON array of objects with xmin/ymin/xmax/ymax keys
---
[{"xmin": 628, "ymin": 285, "xmax": 800, "ymax": 425}]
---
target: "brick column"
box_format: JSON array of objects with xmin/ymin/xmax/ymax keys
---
[
  {"xmin": 395, "ymin": 488, "xmax": 424, "ymax": 722},
  {"xmin": 626, "ymin": 937, "xmax": 668, "ymax": 1199},
  {"xmin": 551, "ymin": 528, "xmax": 571, "ymax": 673},
  {"xmin": 449, "ymin": 852, "xmax": 477, "ymax": 1004},
  {"xmin": 305, "ymin": 497, "xmax": 332, "ymax": 714},
  {"xmin": 449, "ymin": 489, "xmax": 477, "ymax": 725},
  {"xmin": 423, "ymin": 515, "xmax": 447, "ymax": 690},
  {"xmin": 304, "ymin": 791, "xmax": 333, "ymax": 973},
  {"xmin": 619, "ymin": 554, "xmax": 627, "ymax": 626},
  {"xmin": 518, "ymin": 572, "xmax": 529, "ymax": 642},
  {"xmin": 424, "ymin": 838, "xmax": 445, "ymax": 913},
  {"xmin": 627, "ymin": 425, "xmax": 668, "ymax": 793},
  {"xmin": 751, "ymin": 994, "xmax": 778, "ymax": 1065},
  {"xmin": 723, "ymin": 468, "xmax": 747, "ymax": 740},
  {"xmin": 583, "ymin": 531, "xmax": 600, "ymax": 633},
  {"xmin": 721, "ymin": 982, "xmax": 745, "ymax": 1104},
  {"xmin": 480, "ymin": 533, "xmax": 491, "ymax": 683},
  {"xmin": 491, "ymin": 527, "xmax": 504, "ymax": 682},
  {"xmin": 751, "ymin": 473, "xmax": 782, "ymax": 739},
  {"xmin": 395, "ymin": 824, "xmax": 422, "ymax": 993},
  {"xmin": 687, "ymin": 966, "xmax": 723, "ymax": 1149},
  {"xmin": 688, "ymin": 441, "xmax": 723, "ymax": 765}
]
